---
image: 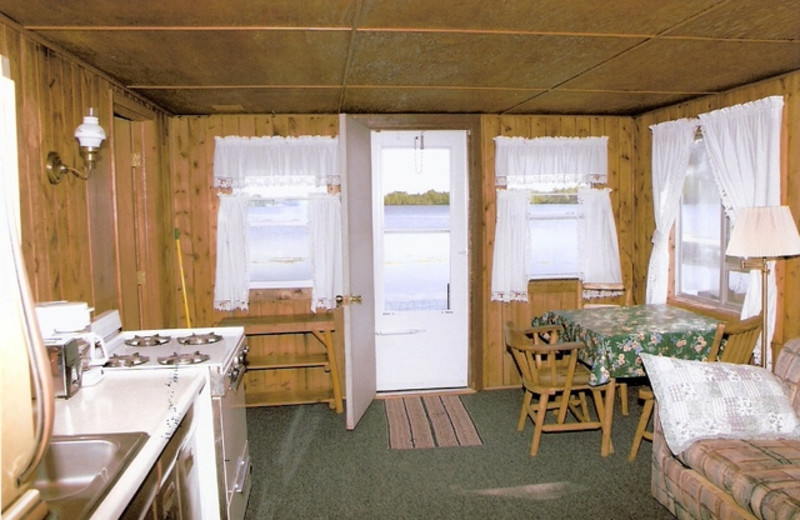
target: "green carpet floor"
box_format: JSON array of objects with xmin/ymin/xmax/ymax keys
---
[{"xmin": 244, "ymin": 386, "xmax": 675, "ymax": 520}]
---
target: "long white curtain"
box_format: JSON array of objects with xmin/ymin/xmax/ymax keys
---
[
  {"xmin": 491, "ymin": 189, "xmax": 530, "ymax": 302},
  {"xmin": 578, "ymin": 188, "xmax": 622, "ymax": 285},
  {"xmin": 646, "ymin": 118, "xmax": 698, "ymax": 304},
  {"xmin": 698, "ymin": 95, "xmax": 784, "ymax": 365},
  {"xmin": 309, "ymin": 193, "xmax": 343, "ymax": 311},
  {"xmin": 213, "ymin": 194, "xmax": 250, "ymax": 311}
]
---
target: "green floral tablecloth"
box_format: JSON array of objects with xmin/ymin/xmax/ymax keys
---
[{"xmin": 533, "ymin": 304, "xmax": 720, "ymax": 385}]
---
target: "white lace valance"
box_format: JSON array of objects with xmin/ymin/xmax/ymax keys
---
[
  {"xmin": 213, "ymin": 135, "xmax": 340, "ymax": 189},
  {"xmin": 494, "ymin": 136, "xmax": 608, "ymax": 188}
]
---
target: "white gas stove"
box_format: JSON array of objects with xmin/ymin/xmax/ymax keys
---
[
  {"xmin": 90, "ymin": 310, "xmax": 251, "ymax": 520},
  {"xmin": 92, "ymin": 310, "xmax": 247, "ymax": 398}
]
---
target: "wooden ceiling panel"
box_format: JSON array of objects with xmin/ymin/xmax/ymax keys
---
[
  {"xmin": 342, "ymin": 87, "xmax": 541, "ymax": 114},
  {"xmin": 357, "ymin": 0, "xmax": 721, "ymax": 34},
  {"xmin": 1, "ymin": 0, "xmax": 797, "ymax": 115},
  {"xmin": 135, "ymin": 88, "xmax": 343, "ymax": 115},
  {"xmin": 347, "ymin": 32, "xmax": 642, "ymax": 88},
  {"xmin": 663, "ymin": 0, "xmax": 800, "ymax": 40},
  {"xmin": 563, "ymin": 39, "xmax": 800, "ymax": 94},
  {"xmin": 508, "ymin": 90, "xmax": 696, "ymax": 116},
  {"xmin": 1, "ymin": 0, "xmax": 357, "ymax": 27},
  {"xmin": 36, "ymin": 30, "xmax": 351, "ymax": 87}
]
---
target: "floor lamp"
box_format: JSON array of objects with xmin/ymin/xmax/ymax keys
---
[{"xmin": 726, "ymin": 206, "xmax": 800, "ymax": 368}]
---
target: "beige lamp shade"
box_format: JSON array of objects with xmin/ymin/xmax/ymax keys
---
[{"xmin": 726, "ymin": 206, "xmax": 800, "ymax": 259}]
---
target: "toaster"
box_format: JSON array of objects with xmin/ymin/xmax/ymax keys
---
[{"xmin": 46, "ymin": 338, "xmax": 82, "ymax": 398}]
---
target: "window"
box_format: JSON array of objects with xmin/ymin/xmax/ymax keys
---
[
  {"xmin": 675, "ymin": 138, "xmax": 747, "ymax": 310},
  {"xmin": 247, "ymin": 198, "xmax": 312, "ymax": 288},
  {"xmin": 527, "ymin": 184, "xmax": 582, "ymax": 278}
]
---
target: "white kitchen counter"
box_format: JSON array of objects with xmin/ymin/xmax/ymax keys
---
[{"xmin": 52, "ymin": 367, "xmax": 207, "ymax": 519}]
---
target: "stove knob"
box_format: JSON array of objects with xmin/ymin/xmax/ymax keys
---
[{"xmin": 229, "ymin": 367, "xmax": 240, "ymax": 382}]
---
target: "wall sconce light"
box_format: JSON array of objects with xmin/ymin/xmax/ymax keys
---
[{"xmin": 46, "ymin": 107, "xmax": 107, "ymax": 184}]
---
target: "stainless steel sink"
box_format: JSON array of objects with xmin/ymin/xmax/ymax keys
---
[{"xmin": 31, "ymin": 431, "xmax": 148, "ymax": 519}]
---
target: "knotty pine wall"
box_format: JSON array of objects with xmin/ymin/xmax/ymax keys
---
[
  {"xmin": 1, "ymin": 22, "xmax": 175, "ymax": 330},
  {"xmin": 633, "ymin": 71, "xmax": 800, "ymax": 353}
]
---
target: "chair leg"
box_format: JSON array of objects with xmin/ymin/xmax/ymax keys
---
[
  {"xmin": 618, "ymin": 382, "xmax": 629, "ymax": 416},
  {"xmin": 530, "ymin": 394, "xmax": 550, "ymax": 456},
  {"xmin": 518, "ymin": 390, "xmax": 533, "ymax": 431},
  {"xmin": 598, "ymin": 381, "xmax": 615, "ymax": 457},
  {"xmin": 628, "ymin": 394, "xmax": 655, "ymax": 461}
]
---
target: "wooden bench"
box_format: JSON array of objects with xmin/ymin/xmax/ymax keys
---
[{"xmin": 217, "ymin": 313, "xmax": 343, "ymax": 413}]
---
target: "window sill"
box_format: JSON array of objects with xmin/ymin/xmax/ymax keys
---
[{"xmin": 666, "ymin": 297, "xmax": 741, "ymax": 322}]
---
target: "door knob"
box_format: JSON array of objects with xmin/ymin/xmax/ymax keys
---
[{"xmin": 335, "ymin": 295, "xmax": 363, "ymax": 307}]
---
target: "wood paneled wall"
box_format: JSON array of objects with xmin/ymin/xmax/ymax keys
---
[
  {"xmin": 1, "ymin": 22, "xmax": 172, "ymax": 327},
  {"xmin": 479, "ymin": 115, "xmax": 635, "ymax": 388},
  {"xmin": 633, "ymin": 70, "xmax": 800, "ymax": 351}
]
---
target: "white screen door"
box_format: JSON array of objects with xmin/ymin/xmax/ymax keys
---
[
  {"xmin": 340, "ymin": 115, "xmax": 377, "ymax": 430},
  {"xmin": 371, "ymin": 130, "xmax": 469, "ymax": 391}
]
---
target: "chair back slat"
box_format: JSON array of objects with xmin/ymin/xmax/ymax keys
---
[
  {"xmin": 718, "ymin": 314, "xmax": 762, "ymax": 364},
  {"xmin": 504, "ymin": 321, "xmax": 582, "ymax": 391}
]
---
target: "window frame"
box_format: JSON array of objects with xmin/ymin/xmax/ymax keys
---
[{"xmin": 671, "ymin": 137, "xmax": 745, "ymax": 313}]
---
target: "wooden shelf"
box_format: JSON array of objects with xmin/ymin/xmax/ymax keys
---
[
  {"xmin": 244, "ymin": 388, "xmax": 336, "ymax": 409},
  {"xmin": 247, "ymin": 353, "xmax": 330, "ymax": 370},
  {"xmin": 219, "ymin": 313, "xmax": 342, "ymax": 413}
]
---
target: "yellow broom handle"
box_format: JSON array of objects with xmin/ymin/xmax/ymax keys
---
[{"xmin": 174, "ymin": 228, "xmax": 192, "ymax": 328}]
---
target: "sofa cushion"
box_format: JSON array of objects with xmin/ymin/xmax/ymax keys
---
[
  {"xmin": 679, "ymin": 438, "xmax": 800, "ymax": 520},
  {"xmin": 640, "ymin": 353, "xmax": 800, "ymax": 454}
]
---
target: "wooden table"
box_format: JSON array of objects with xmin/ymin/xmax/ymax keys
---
[
  {"xmin": 534, "ymin": 304, "xmax": 720, "ymax": 385},
  {"xmin": 217, "ymin": 313, "xmax": 343, "ymax": 413}
]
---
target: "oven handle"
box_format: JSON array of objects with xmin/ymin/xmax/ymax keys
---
[
  {"xmin": 229, "ymin": 364, "xmax": 246, "ymax": 393},
  {"xmin": 233, "ymin": 454, "xmax": 251, "ymax": 493}
]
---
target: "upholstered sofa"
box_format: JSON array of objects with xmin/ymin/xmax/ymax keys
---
[{"xmin": 648, "ymin": 338, "xmax": 800, "ymax": 520}]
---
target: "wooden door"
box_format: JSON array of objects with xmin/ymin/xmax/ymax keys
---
[{"xmin": 340, "ymin": 114, "xmax": 377, "ymax": 430}]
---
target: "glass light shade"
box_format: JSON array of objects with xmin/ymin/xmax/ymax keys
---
[
  {"xmin": 726, "ymin": 206, "xmax": 800, "ymax": 259},
  {"xmin": 74, "ymin": 108, "xmax": 106, "ymax": 149}
]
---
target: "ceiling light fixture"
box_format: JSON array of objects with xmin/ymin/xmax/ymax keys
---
[{"xmin": 46, "ymin": 107, "xmax": 107, "ymax": 184}]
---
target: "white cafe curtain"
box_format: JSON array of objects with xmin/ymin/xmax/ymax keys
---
[
  {"xmin": 698, "ymin": 95, "xmax": 784, "ymax": 366},
  {"xmin": 645, "ymin": 118, "xmax": 697, "ymax": 304},
  {"xmin": 491, "ymin": 136, "xmax": 610, "ymax": 302},
  {"xmin": 213, "ymin": 194, "xmax": 250, "ymax": 311},
  {"xmin": 494, "ymin": 136, "xmax": 608, "ymax": 188},
  {"xmin": 213, "ymin": 135, "xmax": 340, "ymax": 189},
  {"xmin": 212, "ymin": 135, "xmax": 342, "ymax": 312},
  {"xmin": 578, "ymin": 187, "xmax": 622, "ymax": 285},
  {"xmin": 309, "ymin": 193, "xmax": 343, "ymax": 311},
  {"xmin": 491, "ymin": 189, "xmax": 530, "ymax": 302}
]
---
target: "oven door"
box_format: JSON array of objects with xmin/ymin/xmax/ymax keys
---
[{"xmin": 216, "ymin": 373, "xmax": 250, "ymax": 520}]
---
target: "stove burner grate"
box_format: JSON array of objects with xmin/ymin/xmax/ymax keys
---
[
  {"xmin": 124, "ymin": 334, "xmax": 171, "ymax": 347},
  {"xmin": 107, "ymin": 352, "xmax": 150, "ymax": 367},
  {"xmin": 157, "ymin": 351, "xmax": 211, "ymax": 366},
  {"xmin": 177, "ymin": 332, "xmax": 222, "ymax": 346}
]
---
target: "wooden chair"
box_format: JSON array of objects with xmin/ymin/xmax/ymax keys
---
[
  {"xmin": 705, "ymin": 314, "xmax": 762, "ymax": 365},
  {"xmin": 579, "ymin": 281, "xmax": 633, "ymax": 416},
  {"xmin": 505, "ymin": 321, "xmax": 615, "ymax": 457},
  {"xmin": 627, "ymin": 314, "xmax": 762, "ymax": 461}
]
